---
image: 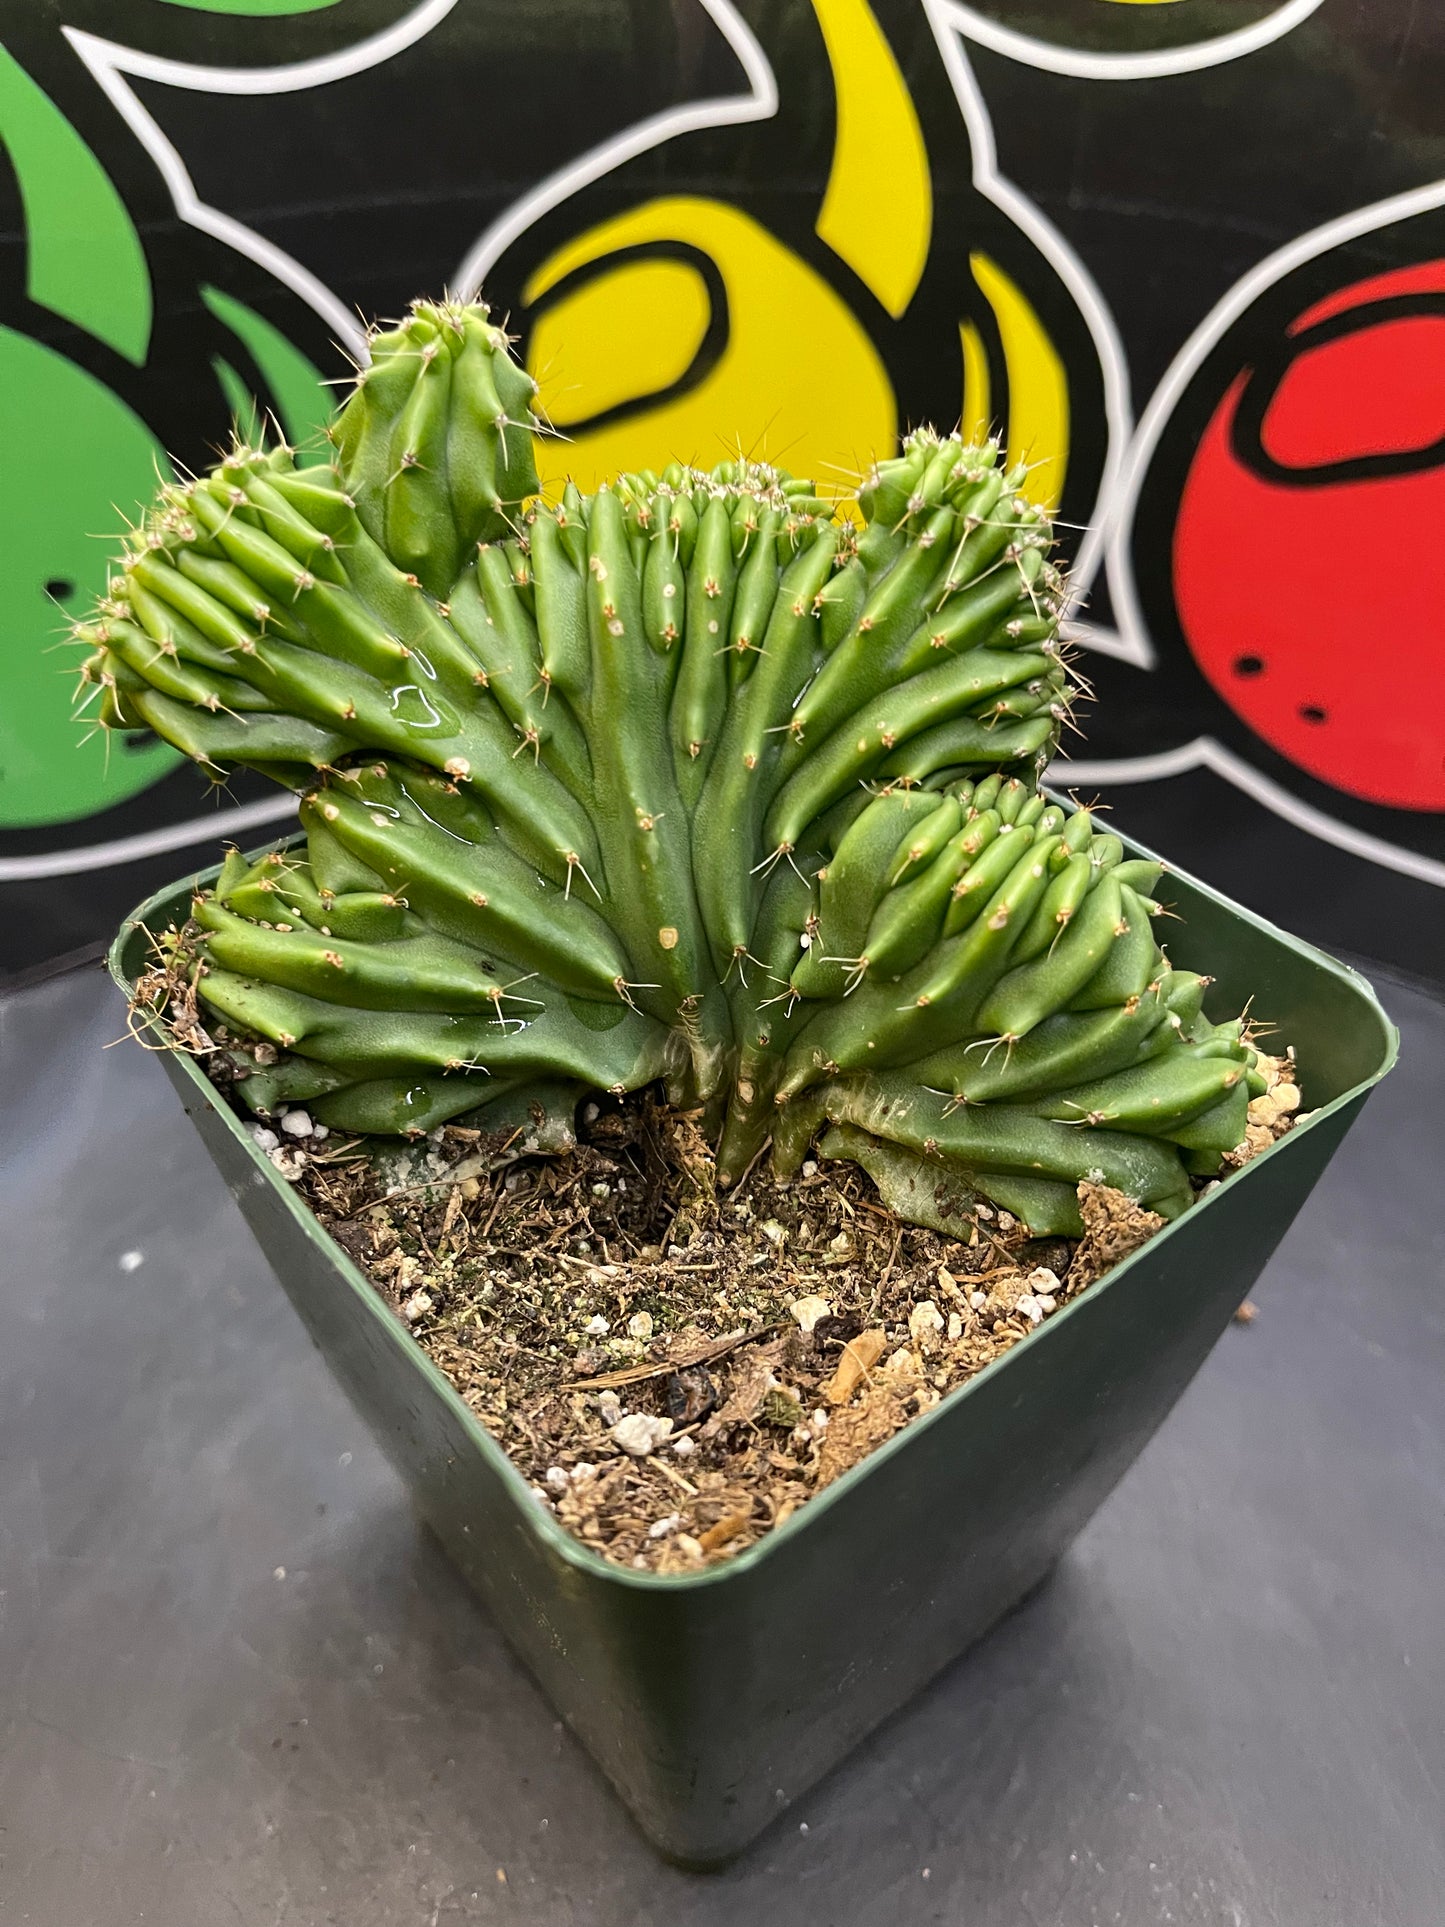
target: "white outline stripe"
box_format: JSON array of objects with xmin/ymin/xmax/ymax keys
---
[
  {"xmin": 942, "ymin": 0, "xmax": 1325, "ymax": 82},
  {"xmin": 923, "ymin": 4, "xmax": 1130, "ymax": 602},
  {"xmin": 62, "ymin": 0, "xmax": 466, "ymax": 361},
  {"xmin": 454, "ymin": 0, "xmax": 777, "ymax": 299},
  {"xmin": 1049, "ymin": 738, "xmax": 1445, "ymax": 889},
  {"xmin": 0, "ymin": 793, "xmax": 297, "ymax": 883},
  {"xmin": 69, "ymin": 0, "xmax": 458, "ymax": 96},
  {"xmin": 1059, "ymin": 618, "xmax": 1141, "ymax": 663}
]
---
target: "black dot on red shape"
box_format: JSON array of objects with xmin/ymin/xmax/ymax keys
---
[
  {"xmin": 1298, "ymin": 704, "xmax": 1328, "ymax": 725},
  {"xmin": 1232, "ymin": 655, "xmax": 1265, "ymax": 677}
]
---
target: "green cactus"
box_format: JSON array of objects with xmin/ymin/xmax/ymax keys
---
[
  {"xmin": 331, "ymin": 300, "xmax": 542, "ymax": 598},
  {"xmin": 89, "ymin": 298, "xmax": 1263, "ymax": 1238}
]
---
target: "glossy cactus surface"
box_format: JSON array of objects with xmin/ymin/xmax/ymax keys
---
[{"xmin": 85, "ymin": 301, "xmax": 1261, "ymax": 1236}]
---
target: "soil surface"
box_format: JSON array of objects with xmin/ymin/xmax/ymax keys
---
[
  {"xmin": 273, "ymin": 1071, "xmax": 1295, "ymax": 1574},
  {"xmin": 137, "ymin": 954, "xmax": 1301, "ymax": 1572}
]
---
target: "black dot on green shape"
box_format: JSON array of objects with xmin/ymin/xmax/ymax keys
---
[{"xmin": 44, "ymin": 577, "xmax": 76, "ymax": 602}]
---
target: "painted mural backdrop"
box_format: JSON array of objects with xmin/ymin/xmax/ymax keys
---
[{"xmin": 1, "ymin": 0, "xmax": 1442, "ymax": 976}]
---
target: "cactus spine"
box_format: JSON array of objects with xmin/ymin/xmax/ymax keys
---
[{"xmin": 86, "ymin": 301, "xmax": 1263, "ymax": 1238}]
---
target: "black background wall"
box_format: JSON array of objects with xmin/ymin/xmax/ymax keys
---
[{"xmin": 2, "ymin": 0, "xmax": 1441, "ymax": 984}]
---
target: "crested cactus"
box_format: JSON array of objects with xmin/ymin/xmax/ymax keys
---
[{"xmin": 87, "ymin": 298, "xmax": 1265, "ymax": 1239}]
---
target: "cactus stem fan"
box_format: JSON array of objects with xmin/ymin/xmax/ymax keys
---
[{"xmin": 84, "ymin": 299, "xmax": 1264, "ymax": 1238}]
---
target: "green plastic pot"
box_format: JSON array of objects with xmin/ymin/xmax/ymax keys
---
[{"xmin": 110, "ymin": 828, "xmax": 1396, "ymax": 1867}]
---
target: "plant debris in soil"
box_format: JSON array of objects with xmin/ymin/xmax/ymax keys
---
[
  {"xmin": 133, "ymin": 951, "xmax": 1302, "ymax": 1573},
  {"xmin": 276, "ymin": 1062, "xmax": 1299, "ymax": 1576}
]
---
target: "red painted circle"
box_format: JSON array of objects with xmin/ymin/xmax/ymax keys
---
[{"xmin": 1173, "ymin": 268, "xmax": 1445, "ymax": 811}]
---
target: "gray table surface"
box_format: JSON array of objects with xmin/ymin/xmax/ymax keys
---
[{"xmin": 2, "ymin": 960, "xmax": 1441, "ymax": 1926}]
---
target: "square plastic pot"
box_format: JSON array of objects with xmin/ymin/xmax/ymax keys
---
[{"xmin": 111, "ymin": 832, "xmax": 1396, "ymax": 1867}]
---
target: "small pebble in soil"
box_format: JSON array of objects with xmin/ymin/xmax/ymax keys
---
[
  {"xmin": 252, "ymin": 1126, "xmax": 280, "ymax": 1153},
  {"xmin": 279, "ymin": 1109, "xmax": 314, "ymax": 1138},
  {"xmin": 609, "ymin": 1413, "xmax": 673, "ymax": 1456},
  {"xmin": 789, "ymin": 1294, "xmax": 832, "ymax": 1335},
  {"xmin": 908, "ymin": 1300, "xmax": 944, "ymax": 1348}
]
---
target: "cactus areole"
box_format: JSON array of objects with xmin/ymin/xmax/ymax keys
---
[{"xmin": 84, "ymin": 300, "xmax": 1266, "ymax": 1239}]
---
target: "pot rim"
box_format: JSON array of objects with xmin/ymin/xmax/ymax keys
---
[{"xmin": 109, "ymin": 810, "xmax": 1398, "ymax": 1593}]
